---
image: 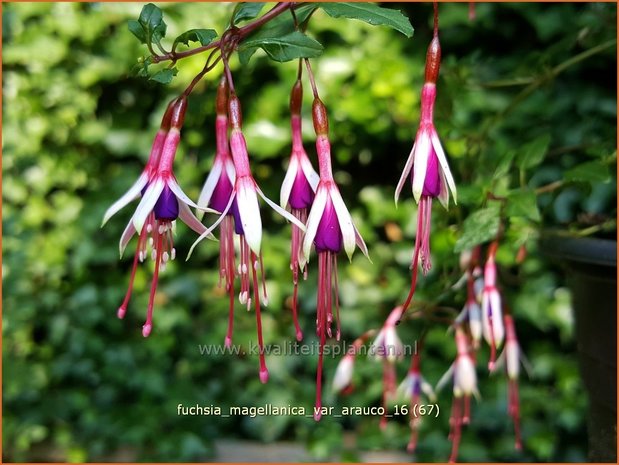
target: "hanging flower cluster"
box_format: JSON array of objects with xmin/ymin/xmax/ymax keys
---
[{"xmin": 104, "ymin": 2, "xmax": 533, "ymax": 461}]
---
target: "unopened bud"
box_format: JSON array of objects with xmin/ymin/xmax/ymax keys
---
[
  {"xmin": 216, "ymin": 77, "xmax": 229, "ymax": 116},
  {"xmin": 160, "ymin": 97, "xmax": 178, "ymax": 131},
  {"xmin": 516, "ymin": 244, "xmax": 527, "ymax": 264},
  {"xmin": 170, "ymin": 96, "xmax": 187, "ymax": 129},
  {"xmin": 290, "ymin": 80, "xmax": 303, "ymax": 115},
  {"xmin": 312, "ymin": 97, "xmax": 329, "ymax": 135},
  {"xmin": 424, "ymin": 35, "xmax": 441, "ymax": 84},
  {"xmin": 228, "ymin": 93, "xmax": 243, "ymax": 129}
]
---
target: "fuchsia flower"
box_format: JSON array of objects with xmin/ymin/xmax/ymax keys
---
[
  {"xmin": 190, "ymin": 90, "xmax": 305, "ymax": 383},
  {"xmin": 436, "ymin": 326, "xmax": 480, "ymax": 463},
  {"xmin": 481, "ymin": 241, "xmax": 505, "ymax": 370},
  {"xmin": 196, "ymin": 78, "xmax": 238, "ymax": 348},
  {"xmin": 455, "ymin": 267, "xmax": 483, "ymax": 348},
  {"xmin": 395, "ymin": 30, "xmax": 457, "ymax": 317},
  {"xmin": 494, "ymin": 314, "xmax": 531, "ymax": 451},
  {"xmin": 332, "ymin": 329, "xmax": 376, "ymax": 394},
  {"xmin": 102, "ymin": 97, "xmax": 214, "ymax": 337},
  {"xmin": 398, "ymin": 352, "xmax": 436, "ymax": 452},
  {"xmin": 280, "ymin": 79, "xmax": 319, "ymax": 341},
  {"xmin": 302, "ymin": 96, "xmax": 369, "ymax": 420},
  {"xmin": 369, "ymin": 307, "xmax": 404, "ymax": 429}
]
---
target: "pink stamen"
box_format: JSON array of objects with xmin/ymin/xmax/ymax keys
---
[
  {"xmin": 290, "ymin": 208, "xmax": 305, "ymax": 341},
  {"xmin": 250, "ymin": 250, "xmax": 269, "ymax": 384},
  {"xmin": 221, "ymin": 216, "xmax": 236, "ymax": 347},
  {"xmin": 400, "ymin": 196, "xmax": 424, "ymax": 319},
  {"xmin": 333, "ymin": 253, "xmax": 341, "ymax": 341},
  {"xmin": 118, "ymin": 227, "xmax": 148, "ymax": 319},
  {"xmin": 509, "ymin": 379, "xmax": 522, "ymax": 450},
  {"xmin": 448, "ymin": 396, "xmax": 463, "ymax": 462},
  {"xmin": 142, "ymin": 226, "xmax": 165, "ymax": 337},
  {"xmin": 314, "ymin": 250, "xmax": 337, "ymax": 421}
]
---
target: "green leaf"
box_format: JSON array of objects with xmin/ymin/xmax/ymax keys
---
[
  {"xmin": 318, "ymin": 3, "xmax": 414, "ymax": 37},
  {"xmin": 454, "ymin": 205, "xmax": 501, "ymax": 253},
  {"xmin": 238, "ymin": 47, "xmax": 259, "ymax": 66},
  {"xmin": 128, "ymin": 20, "xmax": 146, "ymax": 44},
  {"xmin": 232, "ymin": 3, "xmax": 265, "ymax": 25},
  {"xmin": 150, "ymin": 67, "xmax": 178, "ymax": 84},
  {"xmin": 516, "ymin": 134, "xmax": 551, "ymax": 170},
  {"xmin": 173, "ymin": 29, "xmax": 217, "ymax": 48},
  {"xmin": 239, "ymin": 31, "xmax": 323, "ymax": 63},
  {"xmin": 506, "ymin": 189, "xmax": 541, "ymax": 222},
  {"xmin": 138, "ymin": 3, "xmax": 167, "ymax": 44},
  {"xmin": 564, "ymin": 161, "xmax": 611, "ymax": 183},
  {"xmin": 493, "ymin": 150, "xmax": 516, "ymax": 179}
]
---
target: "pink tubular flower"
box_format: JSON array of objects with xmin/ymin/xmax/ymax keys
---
[
  {"xmin": 398, "ymin": 351, "xmax": 436, "ymax": 452},
  {"xmin": 437, "ymin": 326, "xmax": 479, "ymax": 463},
  {"xmin": 102, "ymin": 97, "xmax": 214, "ymax": 337},
  {"xmin": 455, "ymin": 269, "xmax": 483, "ymax": 348},
  {"xmin": 481, "ymin": 241, "xmax": 505, "ymax": 370},
  {"xmin": 280, "ymin": 79, "xmax": 319, "ymax": 341},
  {"xmin": 190, "ymin": 91, "xmax": 305, "ymax": 383},
  {"xmin": 302, "ymin": 96, "xmax": 369, "ymax": 421},
  {"xmin": 196, "ymin": 78, "xmax": 238, "ymax": 348},
  {"xmin": 395, "ymin": 30, "xmax": 457, "ymax": 318},
  {"xmin": 369, "ymin": 307, "xmax": 404, "ymax": 429},
  {"xmin": 495, "ymin": 314, "xmax": 531, "ymax": 451}
]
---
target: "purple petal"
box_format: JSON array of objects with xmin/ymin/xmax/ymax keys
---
[
  {"xmin": 230, "ymin": 198, "xmax": 244, "ymax": 235},
  {"xmin": 314, "ymin": 197, "xmax": 343, "ymax": 253},
  {"xmin": 415, "ymin": 147, "xmax": 441, "ymax": 197},
  {"xmin": 289, "ymin": 169, "xmax": 315, "ymax": 209},
  {"xmin": 209, "ymin": 171, "xmax": 234, "ymax": 213},
  {"xmin": 154, "ymin": 185, "xmax": 179, "ymax": 220}
]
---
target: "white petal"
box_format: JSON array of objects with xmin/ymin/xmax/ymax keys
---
[
  {"xmin": 257, "ymin": 187, "xmax": 306, "ymax": 231},
  {"xmin": 397, "ymin": 373, "xmax": 415, "ymax": 397},
  {"xmin": 279, "ymin": 156, "xmax": 299, "ymax": 208},
  {"xmin": 435, "ymin": 363, "xmax": 454, "ymax": 394},
  {"xmin": 196, "ymin": 158, "xmax": 223, "ymax": 219},
  {"xmin": 237, "ymin": 178, "xmax": 263, "ymax": 255},
  {"xmin": 299, "ymin": 153, "xmax": 319, "ymax": 192},
  {"xmin": 329, "ymin": 186, "xmax": 356, "ymax": 261},
  {"xmin": 168, "ymin": 177, "xmax": 215, "ymax": 212},
  {"xmin": 302, "ymin": 184, "xmax": 328, "ymax": 263},
  {"xmin": 179, "ymin": 201, "xmax": 215, "ymax": 239},
  {"xmin": 431, "ymin": 130, "xmax": 457, "ymax": 205},
  {"xmin": 119, "ymin": 219, "xmax": 136, "ymax": 258},
  {"xmin": 421, "ymin": 379, "xmax": 437, "ymax": 402},
  {"xmin": 411, "ymin": 133, "xmax": 431, "ymax": 203},
  {"xmin": 506, "ymin": 341, "xmax": 520, "ymax": 379},
  {"xmin": 332, "ymin": 356, "xmax": 354, "ymax": 393},
  {"xmin": 187, "ymin": 192, "xmax": 235, "ymax": 260},
  {"xmin": 437, "ymin": 166, "xmax": 450, "ymax": 210},
  {"xmin": 394, "ymin": 142, "xmax": 415, "ymax": 206},
  {"xmin": 132, "ymin": 178, "xmax": 165, "ymax": 233},
  {"xmin": 102, "ymin": 172, "xmax": 149, "ymax": 227},
  {"xmin": 354, "ymin": 225, "xmax": 371, "ymax": 261},
  {"xmin": 224, "ymin": 158, "xmax": 236, "ymax": 184}
]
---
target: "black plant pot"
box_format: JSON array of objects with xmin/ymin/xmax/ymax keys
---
[{"xmin": 540, "ymin": 235, "xmax": 617, "ymax": 462}]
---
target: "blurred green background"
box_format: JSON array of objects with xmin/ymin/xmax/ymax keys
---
[{"xmin": 3, "ymin": 2, "xmax": 616, "ymax": 462}]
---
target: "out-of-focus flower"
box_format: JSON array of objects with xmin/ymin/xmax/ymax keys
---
[
  {"xmin": 437, "ymin": 326, "xmax": 480, "ymax": 463},
  {"xmin": 398, "ymin": 351, "xmax": 436, "ymax": 452},
  {"xmin": 481, "ymin": 241, "xmax": 505, "ymax": 370},
  {"xmin": 370, "ymin": 307, "xmax": 404, "ymax": 429}
]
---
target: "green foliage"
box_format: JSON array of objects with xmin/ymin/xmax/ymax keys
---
[
  {"xmin": 173, "ymin": 29, "xmax": 218, "ymax": 49},
  {"xmin": 232, "ymin": 3, "xmax": 266, "ymax": 25},
  {"xmin": 3, "ymin": 2, "xmax": 616, "ymax": 463},
  {"xmin": 239, "ymin": 30, "xmax": 324, "ymax": 63},
  {"xmin": 317, "ymin": 3, "xmax": 414, "ymax": 37}
]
